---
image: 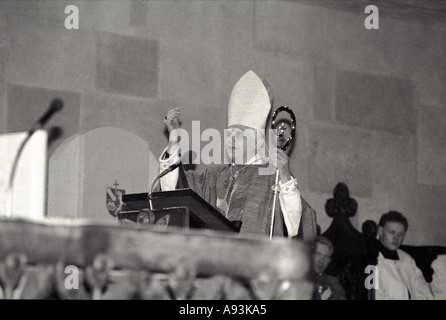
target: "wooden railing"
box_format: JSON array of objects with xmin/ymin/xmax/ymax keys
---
[{"xmin": 0, "ymin": 218, "xmax": 313, "ymax": 299}]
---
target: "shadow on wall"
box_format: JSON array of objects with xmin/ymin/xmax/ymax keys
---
[{"xmin": 47, "ymin": 127, "xmax": 159, "ymax": 221}]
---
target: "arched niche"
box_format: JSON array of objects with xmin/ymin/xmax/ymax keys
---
[{"xmin": 47, "ymin": 127, "xmax": 159, "ymax": 221}]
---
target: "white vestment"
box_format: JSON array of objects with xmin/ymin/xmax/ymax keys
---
[{"xmin": 375, "ymin": 249, "xmax": 434, "ymax": 300}]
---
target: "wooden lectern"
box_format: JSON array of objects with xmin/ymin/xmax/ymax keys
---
[{"xmin": 121, "ymin": 188, "xmax": 239, "ymax": 233}]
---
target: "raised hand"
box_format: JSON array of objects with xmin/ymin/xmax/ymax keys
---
[{"xmin": 164, "ymin": 107, "xmax": 182, "ymax": 133}]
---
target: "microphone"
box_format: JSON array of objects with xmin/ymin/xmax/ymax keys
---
[
  {"xmin": 31, "ymin": 99, "xmax": 64, "ymax": 134},
  {"xmin": 4, "ymin": 99, "xmax": 64, "ymax": 217},
  {"xmin": 148, "ymin": 162, "xmax": 181, "ymax": 210}
]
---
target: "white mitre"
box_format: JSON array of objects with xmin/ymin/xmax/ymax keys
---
[{"xmin": 227, "ymin": 70, "xmax": 272, "ymax": 130}]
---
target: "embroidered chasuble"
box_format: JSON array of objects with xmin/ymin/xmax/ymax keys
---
[{"xmin": 178, "ymin": 164, "xmax": 317, "ymax": 240}]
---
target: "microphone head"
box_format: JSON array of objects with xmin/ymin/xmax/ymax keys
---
[{"xmin": 50, "ymin": 99, "xmax": 64, "ymax": 112}]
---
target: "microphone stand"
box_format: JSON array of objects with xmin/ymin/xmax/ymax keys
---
[
  {"xmin": 148, "ymin": 162, "xmax": 180, "ymax": 210},
  {"xmin": 3, "ymin": 99, "xmax": 63, "ymax": 218},
  {"xmin": 4, "ymin": 130, "xmax": 37, "ymax": 217}
]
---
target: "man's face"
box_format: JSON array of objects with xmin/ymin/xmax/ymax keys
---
[
  {"xmin": 313, "ymin": 242, "xmax": 332, "ymax": 274},
  {"xmin": 378, "ymin": 221, "xmax": 406, "ymax": 251},
  {"xmin": 225, "ymin": 125, "xmax": 258, "ymax": 164}
]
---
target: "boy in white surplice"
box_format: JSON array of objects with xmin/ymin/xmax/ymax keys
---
[{"xmin": 375, "ymin": 211, "xmax": 434, "ymax": 300}]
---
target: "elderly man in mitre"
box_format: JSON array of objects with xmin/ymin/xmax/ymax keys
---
[{"xmin": 158, "ymin": 70, "xmax": 317, "ymax": 240}]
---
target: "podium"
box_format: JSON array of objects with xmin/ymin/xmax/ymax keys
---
[{"xmin": 121, "ymin": 188, "xmax": 239, "ymax": 233}]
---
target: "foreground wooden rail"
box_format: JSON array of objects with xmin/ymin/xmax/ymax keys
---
[{"xmin": 0, "ymin": 218, "xmax": 313, "ymax": 299}]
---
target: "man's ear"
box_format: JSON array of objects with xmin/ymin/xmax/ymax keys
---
[{"xmin": 378, "ymin": 226, "xmax": 384, "ymax": 238}]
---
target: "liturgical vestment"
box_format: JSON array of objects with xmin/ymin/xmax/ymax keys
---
[{"xmin": 164, "ymin": 161, "xmax": 317, "ymax": 241}]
